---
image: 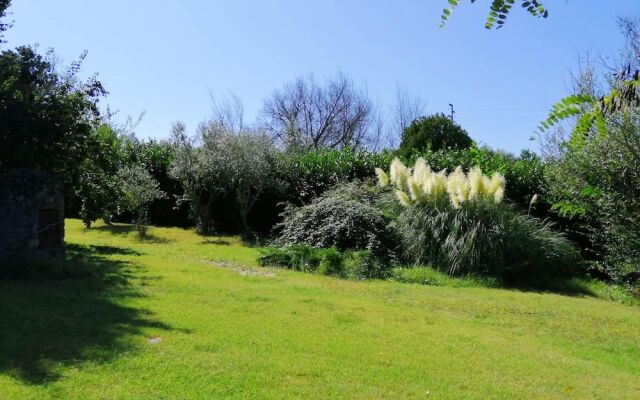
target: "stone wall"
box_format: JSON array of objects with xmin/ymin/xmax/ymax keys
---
[{"xmin": 0, "ymin": 169, "xmax": 65, "ymax": 258}]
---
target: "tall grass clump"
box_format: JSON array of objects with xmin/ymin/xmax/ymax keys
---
[{"xmin": 378, "ymin": 158, "xmax": 578, "ymax": 279}]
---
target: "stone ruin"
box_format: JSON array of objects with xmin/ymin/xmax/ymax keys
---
[{"xmin": 0, "ymin": 169, "xmax": 65, "ymax": 258}]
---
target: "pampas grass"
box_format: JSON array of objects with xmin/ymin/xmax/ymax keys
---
[
  {"xmin": 383, "ymin": 158, "xmax": 506, "ymax": 209},
  {"xmin": 379, "ymin": 158, "xmax": 578, "ymax": 278}
]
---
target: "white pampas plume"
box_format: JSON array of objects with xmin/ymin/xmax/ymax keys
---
[
  {"xmin": 407, "ymin": 176, "xmax": 426, "ymax": 202},
  {"xmin": 447, "ymin": 166, "xmax": 469, "ymax": 206},
  {"xmin": 467, "ymin": 166, "xmax": 485, "ymax": 200},
  {"xmin": 375, "ymin": 168, "xmax": 389, "ymax": 188},
  {"xmin": 413, "ymin": 157, "xmax": 431, "ymax": 183},
  {"xmin": 395, "ymin": 190, "xmax": 412, "ymax": 207},
  {"xmin": 390, "ymin": 158, "xmax": 409, "ymax": 191},
  {"xmin": 488, "ymin": 172, "xmax": 506, "ymax": 203}
]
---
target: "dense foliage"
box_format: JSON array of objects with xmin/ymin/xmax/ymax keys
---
[
  {"xmin": 275, "ymin": 182, "xmax": 397, "ymax": 260},
  {"xmin": 0, "ymin": 46, "xmax": 106, "ymax": 196},
  {"xmin": 280, "ymin": 148, "xmax": 392, "ymax": 203},
  {"xmin": 259, "ymin": 245, "xmax": 391, "ymax": 279},
  {"xmin": 170, "ymin": 122, "xmax": 282, "ymax": 237},
  {"xmin": 398, "ymin": 114, "xmax": 472, "ymax": 157},
  {"xmin": 546, "ymin": 114, "xmax": 640, "ymax": 285}
]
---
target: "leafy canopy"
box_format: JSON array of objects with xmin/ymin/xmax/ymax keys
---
[{"xmin": 399, "ymin": 113, "xmax": 473, "ymax": 156}]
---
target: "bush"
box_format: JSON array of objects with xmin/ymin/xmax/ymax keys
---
[
  {"xmin": 275, "ymin": 182, "xmax": 397, "ymax": 260},
  {"xmin": 545, "ymin": 115, "xmax": 640, "ymax": 286},
  {"xmin": 280, "ymin": 148, "xmax": 392, "ymax": 203},
  {"xmin": 382, "ymin": 158, "xmax": 579, "ymax": 279},
  {"xmin": 398, "ymin": 114, "xmax": 473, "ymax": 156},
  {"xmin": 258, "ymin": 245, "xmax": 392, "ymax": 279}
]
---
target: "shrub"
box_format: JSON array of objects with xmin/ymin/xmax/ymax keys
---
[
  {"xmin": 398, "ymin": 114, "xmax": 473, "ymax": 156},
  {"xmin": 545, "ymin": 114, "xmax": 640, "ymax": 286},
  {"xmin": 280, "ymin": 147, "xmax": 392, "ymax": 203},
  {"xmin": 258, "ymin": 245, "xmax": 392, "ymax": 279},
  {"xmin": 275, "ymin": 182, "xmax": 397, "ymax": 260},
  {"xmin": 381, "ymin": 158, "xmax": 579, "ymax": 279},
  {"xmin": 342, "ymin": 250, "xmax": 391, "ymax": 279}
]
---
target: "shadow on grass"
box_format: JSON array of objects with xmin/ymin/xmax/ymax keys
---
[
  {"xmin": 92, "ymin": 224, "xmax": 136, "ymax": 235},
  {"xmin": 0, "ymin": 243, "xmax": 174, "ymax": 385},
  {"xmin": 92, "ymin": 224, "xmax": 173, "ymax": 244},
  {"xmin": 200, "ymin": 238, "xmax": 232, "ymax": 246},
  {"xmin": 502, "ymin": 276, "xmax": 597, "ymax": 297}
]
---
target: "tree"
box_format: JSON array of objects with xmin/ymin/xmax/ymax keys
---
[
  {"xmin": 398, "ymin": 113, "xmax": 473, "ymax": 156},
  {"xmin": 441, "ymin": 0, "xmax": 548, "ymax": 29},
  {"xmin": 0, "ymin": 46, "xmax": 106, "ymax": 197},
  {"xmin": 0, "ymin": 0, "xmax": 11, "ymax": 44},
  {"xmin": 76, "ymin": 124, "xmax": 127, "ymax": 227},
  {"xmin": 261, "ymin": 73, "xmax": 374, "ymax": 150},
  {"xmin": 545, "ymin": 113, "xmax": 640, "ymax": 285},
  {"xmin": 199, "ymin": 124, "xmax": 281, "ymax": 238},
  {"xmin": 169, "ymin": 121, "xmax": 217, "ymax": 235},
  {"xmin": 225, "ymin": 132, "xmax": 281, "ymax": 238},
  {"xmin": 118, "ymin": 165, "xmax": 165, "ymax": 238}
]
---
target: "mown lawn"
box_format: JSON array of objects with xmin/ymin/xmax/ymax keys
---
[{"xmin": 0, "ymin": 219, "xmax": 639, "ymax": 399}]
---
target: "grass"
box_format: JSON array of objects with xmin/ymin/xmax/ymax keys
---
[{"xmin": 0, "ymin": 219, "xmax": 638, "ymax": 399}]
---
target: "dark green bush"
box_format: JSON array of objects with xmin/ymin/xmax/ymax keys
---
[
  {"xmin": 545, "ymin": 115, "xmax": 640, "ymax": 286},
  {"xmin": 399, "ymin": 114, "xmax": 473, "ymax": 156},
  {"xmin": 258, "ymin": 245, "xmax": 392, "ymax": 279},
  {"xmin": 279, "ymin": 148, "xmax": 392, "ymax": 203}
]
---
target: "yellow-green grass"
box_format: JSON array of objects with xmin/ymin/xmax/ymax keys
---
[{"xmin": 0, "ymin": 219, "xmax": 639, "ymax": 399}]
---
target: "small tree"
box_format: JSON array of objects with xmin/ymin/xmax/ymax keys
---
[
  {"xmin": 221, "ymin": 131, "xmax": 281, "ymax": 238},
  {"xmin": 76, "ymin": 124, "xmax": 128, "ymax": 227},
  {"xmin": 398, "ymin": 113, "xmax": 473, "ymax": 157},
  {"xmin": 118, "ymin": 165, "xmax": 165, "ymax": 238}
]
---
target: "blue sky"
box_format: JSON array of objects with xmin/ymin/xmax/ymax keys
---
[{"xmin": 4, "ymin": 0, "xmax": 639, "ymax": 153}]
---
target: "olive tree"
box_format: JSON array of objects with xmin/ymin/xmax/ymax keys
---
[
  {"xmin": 202, "ymin": 126, "xmax": 281, "ymax": 238},
  {"xmin": 118, "ymin": 165, "xmax": 165, "ymax": 238}
]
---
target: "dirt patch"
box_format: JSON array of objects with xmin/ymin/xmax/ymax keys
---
[
  {"xmin": 207, "ymin": 260, "xmax": 276, "ymax": 277},
  {"xmin": 147, "ymin": 336, "xmax": 162, "ymax": 345}
]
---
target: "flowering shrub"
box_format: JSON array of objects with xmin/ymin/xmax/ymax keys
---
[{"xmin": 274, "ymin": 182, "xmax": 397, "ymax": 262}]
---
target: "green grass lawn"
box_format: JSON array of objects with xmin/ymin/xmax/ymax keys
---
[{"xmin": 1, "ymin": 220, "xmax": 639, "ymax": 399}]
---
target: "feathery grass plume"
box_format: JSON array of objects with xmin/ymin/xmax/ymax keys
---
[
  {"xmin": 488, "ymin": 172, "xmax": 506, "ymax": 203},
  {"xmin": 375, "ymin": 168, "xmax": 389, "ymax": 188},
  {"xmin": 390, "ymin": 158, "xmax": 409, "ymax": 191},
  {"xmin": 395, "ymin": 190, "xmax": 412, "ymax": 207},
  {"xmin": 413, "ymin": 158, "xmax": 432, "ymax": 183},
  {"xmin": 467, "ymin": 166, "xmax": 486, "ymax": 200},
  {"xmin": 407, "ymin": 176, "xmax": 426, "ymax": 202},
  {"xmin": 427, "ymin": 171, "xmax": 448, "ymax": 199},
  {"xmin": 446, "ymin": 166, "xmax": 469, "ymax": 208},
  {"xmin": 382, "ymin": 160, "xmax": 505, "ymax": 208}
]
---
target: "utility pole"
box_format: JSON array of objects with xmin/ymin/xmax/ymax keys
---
[{"xmin": 448, "ymin": 103, "xmax": 455, "ymax": 122}]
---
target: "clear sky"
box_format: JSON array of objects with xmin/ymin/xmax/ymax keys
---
[{"xmin": 4, "ymin": 0, "xmax": 639, "ymax": 154}]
